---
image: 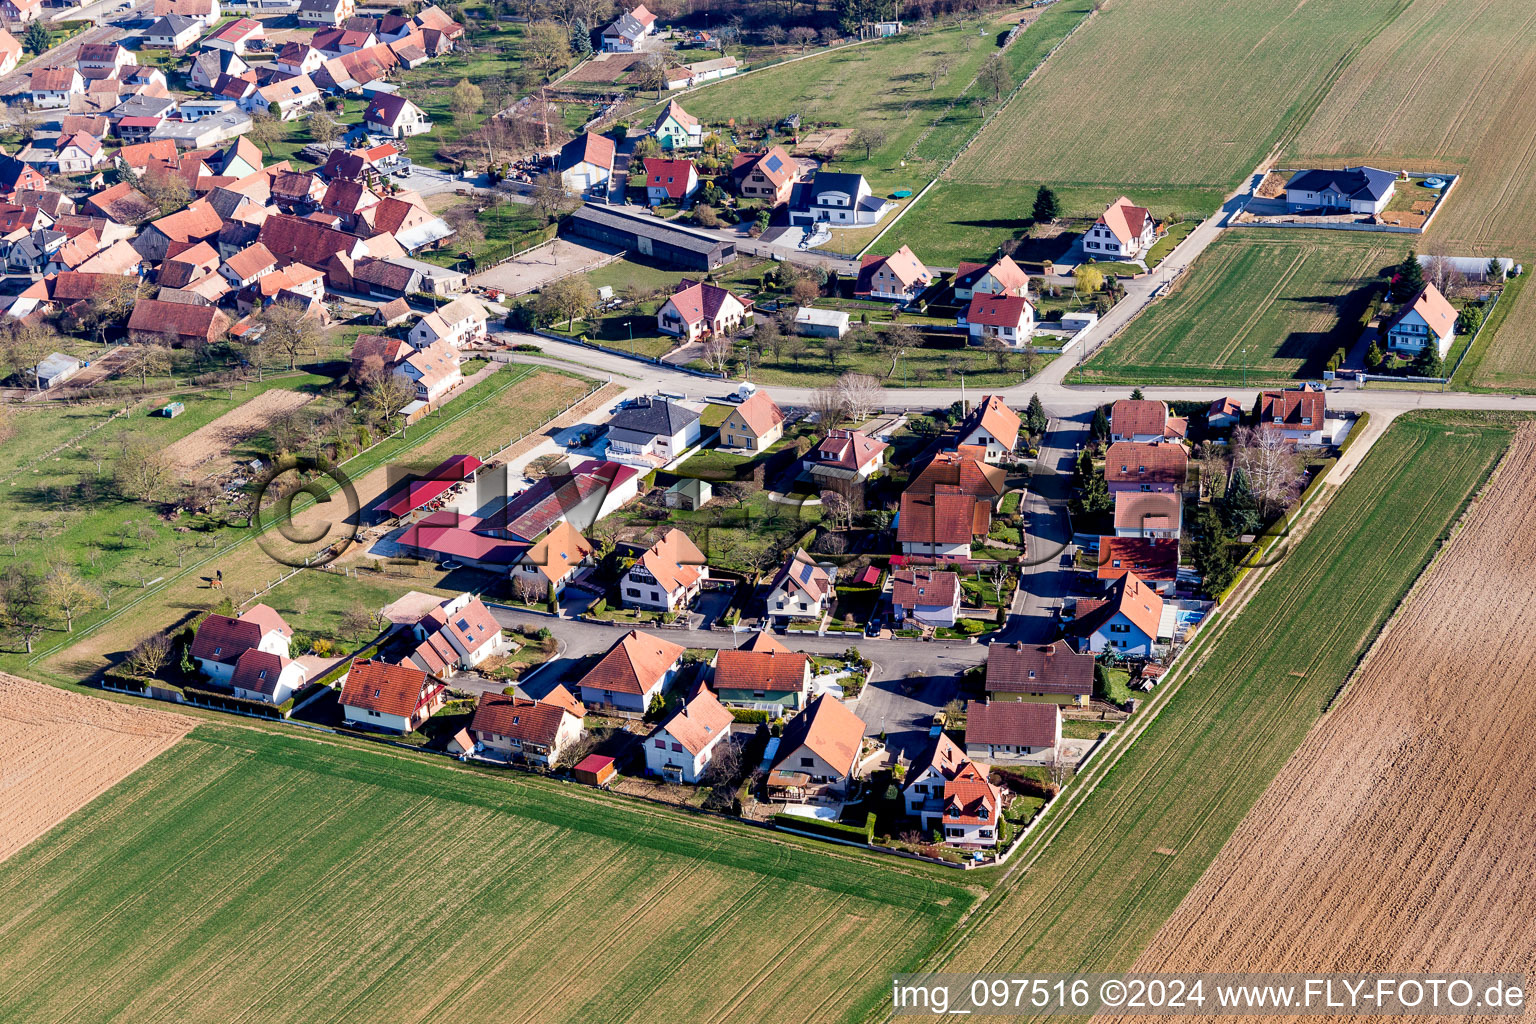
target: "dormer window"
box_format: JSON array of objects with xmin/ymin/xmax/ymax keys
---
[{"xmin": 979, "ymin": 808, "xmax": 989, "ymax": 820}]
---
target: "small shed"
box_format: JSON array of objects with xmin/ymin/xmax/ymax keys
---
[
  {"xmin": 1059, "ymin": 311, "xmax": 1099, "ymax": 334},
  {"xmin": 854, "ymin": 565, "xmax": 881, "ymax": 587},
  {"xmin": 447, "ymin": 728, "xmax": 476, "ymax": 756},
  {"xmin": 573, "ymin": 754, "xmax": 617, "ymax": 787},
  {"xmin": 32, "ymin": 352, "xmax": 84, "ymax": 389},
  {"xmin": 156, "ymin": 401, "xmax": 185, "ymax": 418},
  {"xmin": 794, "ymin": 306, "xmax": 850, "ymax": 338},
  {"xmin": 664, "ymin": 476, "xmax": 712, "ymax": 510},
  {"xmin": 374, "ymin": 297, "xmax": 412, "ymax": 326}
]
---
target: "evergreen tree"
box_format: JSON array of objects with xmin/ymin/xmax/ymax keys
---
[
  {"xmin": 1217, "ymin": 468, "xmax": 1261, "ymax": 537},
  {"xmin": 1090, "ymin": 405, "xmax": 1110, "ymax": 442},
  {"xmin": 23, "ymin": 20, "xmax": 49, "ymax": 54},
  {"xmin": 1130, "ymin": 387, "xmax": 1144, "ymax": 400},
  {"xmin": 1364, "ymin": 342, "xmax": 1384, "ymax": 371},
  {"xmin": 1488, "ymin": 258, "xmax": 1505, "ymax": 282},
  {"xmin": 1072, "ymin": 448, "xmax": 1096, "ymax": 489},
  {"xmin": 1392, "ymin": 250, "xmax": 1425, "ymax": 303},
  {"xmin": 1032, "ymin": 185, "xmax": 1060, "ymax": 223},
  {"xmin": 570, "ymin": 18, "xmax": 592, "ymax": 55},
  {"xmin": 1193, "ymin": 506, "xmax": 1238, "ymax": 598},
  {"xmin": 1411, "ymin": 345, "xmax": 1443, "ymax": 378},
  {"xmin": 1025, "ymin": 393, "xmax": 1047, "ymax": 437}
]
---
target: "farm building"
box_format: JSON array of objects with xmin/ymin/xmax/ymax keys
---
[
  {"xmin": 562, "ymin": 205, "xmax": 735, "ymax": 271},
  {"xmin": 30, "ymin": 352, "xmax": 84, "ymax": 389},
  {"xmin": 794, "ymin": 307, "xmax": 849, "ymax": 338}
]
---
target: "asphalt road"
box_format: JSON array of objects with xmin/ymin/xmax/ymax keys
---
[{"xmin": 997, "ymin": 414, "xmax": 1089, "ymax": 646}]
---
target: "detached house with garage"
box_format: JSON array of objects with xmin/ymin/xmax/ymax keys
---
[
  {"xmin": 964, "ymin": 700, "xmax": 1061, "ymax": 766},
  {"xmin": 985, "ymin": 639, "xmax": 1094, "ymax": 707},
  {"xmin": 903, "ymin": 732, "xmax": 1006, "ymax": 847},
  {"xmin": 190, "ymin": 603, "xmax": 293, "ymax": 686},
  {"xmin": 229, "ymin": 649, "xmax": 308, "ymax": 706},
  {"xmin": 1255, "ymin": 384, "xmax": 1328, "ymax": 447},
  {"xmin": 656, "ymin": 279, "xmax": 751, "ymax": 341},
  {"xmin": 468, "ymin": 688, "xmax": 585, "ymax": 766},
  {"xmin": 889, "ymin": 568, "xmax": 962, "ymax": 629},
  {"xmin": 1085, "ymin": 196, "xmax": 1157, "ymax": 259},
  {"xmin": 855, "ymin": 244, "xmax": 931, "ymax": 303},
  {"xmin": 644, "ymin": 158, "xmax": 698, "ymax": 206},
  {"xmin": 953, "ymin": 254, "xmax": 1030, "ymax": 301},
  {"xmin": 732, "ymin": 145, "xmax": 801, "ymax": 205},
  {"xmin": 961, "ymin": 292, "xmax": 1035, "ymax": 346},
  {"xmin": 605, "ymin": 397, "xmax": 702, "ymax": 467},
  {"xmin": 719, "ymin": 390, "xmax": 785, "ymax": 452},
  {"xmin": 644, "ymin": 684, "xmax": 733, "ymax": 783},
  {"xmin": 764, "ymin": 548, "xmax": 834, "ymax": 622},
  {"xmin": 1068, "ymin": 571, "xmax": 1163, "ymax": 656},
  {"xmin": 1383, "ymin": 283, "xmax": 1457, "ymax": 358},
  {"xmin": 364, "ymin": 93, "xmax": 432, "ymax": 138},
  {"xmin": 897, "ymin": 490, "xmax": 988, "ymax": 561},
  {"xmin": 602, "ymin": 3, "xmax": 656, "ymax": 51},
  {"xmin": 1284, "ymin": 166, "xmax": 1396, "ymax": 215},
  {"xmin": 711, "ymin": 632, "xmax": 812, "ymax": 712},
  {"xmin": 789, "ymin": 171, "xmax": 890, "ymax": 227},
  {"xmin": 622, "ymin": 528, "xmax": 707, "ymax": 613},
  {"xmin": 577, "ymin": 629, "xmax": 685, "ymax": 714},
  {"xmin": 649, "ymin": 99, "xmax": 701, "ymax": 150},
  {"xmin": 767, "ymin": 694, "xmax": 865, "ymax": 803},
  {"xmin": 1098, "ymin": 536, "xmax": 1180, "ymax": 593},
  {"xmin": 404, "ymin": 593, "xmax": 506, "ymax": 678},
  {"xmin": 340, "ymin": 659, "xmax": 445, "ymax": 734}
]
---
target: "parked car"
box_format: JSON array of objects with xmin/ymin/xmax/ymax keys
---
[{"xmin": 865, "ymin": 616, "xmax": 883, "ymax": 637}]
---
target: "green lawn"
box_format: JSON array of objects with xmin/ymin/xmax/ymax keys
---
[
  {"xmin": 933, "ymin": 409, "xmax": 1517, "ymax": 982},
  {"xmin": 0, "ymin": 725, "xmax": 973, "ymax": 1024},
  {"xmin": 695, "ymin": 328, "xmax": 1056, "ymax": 388},
  {"xmin": 1075, "ymin": 230, "xmax": 1405, "ymax": 386},
  {"xmin": 394, "ymin": 19, "xmax": 527, "ymax": 170}
]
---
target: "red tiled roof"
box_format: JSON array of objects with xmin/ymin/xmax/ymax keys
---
[
  {"xmin": 579, "ymin": 629, "xmax": 684, "ymax": 696},
  {"xmin": 773, "ymin": 694, "xmax": 864, "ymax": 778},
  {"xmin": 910, "ymin": 450, "xmax": 1005, "ymax": 499},
  {"xmin": 471, "ymin": 691, "xmax": 574, "ymax": 748},
  {"xmin": 1070, "ymin": 571, "xmax": 1163, "ymax": 641},
  {"xmin": 730, "ymin": 390, "xmax": 783, "ymax": 437},
  {"xmin": 654, "ymin": 685, "xmax": 732, "ymax": 757},
  {"xmin": 1097, "ymin": 195, "xmax": 1152, "ymax": 245},
  {"xmin": 964, "ymin": 292, "xmax": 1033, "ymax": 328},
  {"xmin": 958, "ymin": 395, "xmax": 1021, "ymax": 453},
  {"xmin": 1097, "ymin": 536, "xmax": 1179, "ymax": 582},
  {"xmin": 769, "ymin": 548, "xmax": 833, "ymax": 603},
  {"xmin": 1256, "ymin": 384, "xmax": 1326, "ymax": 433},
  {"xmin": 662, "ymin": 278, "xmax": 748, "ymax": 326},
  {"xmin": 634, "ymin": 527, "xmax": 705, "ymax": 594},
  {"xmin": 985, "ymin": 639, "xmax": 1092, "ymax": 696},
  {"xmin": 1111, "ymin": 398, "xmax": 1170, "ymax": 438},
  {"xmin": 813, "ymin": 428, "xmax": 886, "ymax": 472},
  {"xmin": 1113, "ymin": 491, "xmax": 1182, "ymax": 532},
  {"xmin": 897, "ymin": 491, "xmax": 987, "ymax": 545},
  {"xmin": 890, "ymin": 568, "xmax": 960, "ymax": 611},
  {"xmin": 229, "ymin": 649, "xmax": 297, "ymax": 697},
  {"xmin": 340, "ymin": 659, "xmax": 439, "ymax": 718},
  {"xmin": 644, "ymin": 157, "xmax": 695, "ymax": 200},
  {"xmin": 1104, "ymin": 441, "xmax": 1188, "ymax": 487},
  {"xmin": 713, "ymin": 648, "xmax": 808, "ymax": 694}
]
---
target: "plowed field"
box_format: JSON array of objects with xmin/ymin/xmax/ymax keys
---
[
  {"xmin": 1111, "ymin": 422, "xmax": 1536, "ymax": 1011},
  {"xmin": 0, "ymin": 676, "xmax": 190, "ymax": 864}
]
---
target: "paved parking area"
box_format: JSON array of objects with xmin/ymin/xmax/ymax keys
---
[{"xmin": 469, "ymin": 238, "xmax": 619, "ymax": 297}]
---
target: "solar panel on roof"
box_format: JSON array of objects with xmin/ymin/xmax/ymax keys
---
[
  {"xmin": 765, "ymin": 155, "xmax": 782, "ymax": 172},
  {"xmin": 798, "ymin": 563, "xmax": 814, "ymax": 583}
]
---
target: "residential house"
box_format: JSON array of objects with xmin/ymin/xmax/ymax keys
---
[
  {"xmin": 77, "ymin": 42, "xmax": 137, "ymax": 72},
  {"xmin": 711, "ymin": 632, "xmax": 811, "ymax": 712},
  {"xmin": 1255, "ymin": 384, "xmax": 1328, "ymax": 447},
  {"xmin": 897, "ymin": 490, "xmax": 987, "ymax": 561},
  {"xmin": 373, "ymin": 296, "xmax": 411, "ymax": 326},
  {"xmin": 655, "ymin": 279, "xmax": 750, "ymax": 341},
  {"xmin": 644, "ymin": 157, "xmax": 698, "ymax": 206},
  {"xmin": 1113, "ymin": 491, "xmax": 1183, "ymax": 540},
  {"xmin": 146, "ymin": 15, "xmax": 204, "ymax": 51},
  {"xmin": 29, "ymin": 67, "xmax": 83, "ymax": 108},
  {"xmin": 807, "ymin": 428, "xmax": 887, "ymax": 484},
  {"xmin": 1097, "ymin": 537, "xmax": 1179, "ymax": 593},
  {"xmin": 0, "ymin": 0, "xmax": 39, "ymax": 23},
  {"xmin": 953, "ymin": 254, "xmax": 1030, "ymax": 301},
  {"xmin": 731, "ymin": 145, "xmax": 800, "ymax": 205},
  {"xmin": 298, "ymin": 0, "xmax": 353, "ymax": 26},
  {"xmin": 903, "ymin": 732, "xmax": 1006, "ymax": 846},
  {"xmin": 789, "ymin": 171, "xmax": 890, "ymax": 227},
  {"xmin": 364, "ymin": 93, "xmax": 431, "ymax": 138},
  {"xmin": 339, "ymin": 659, "xmax": 445, "ymax": 733},
  {"xmin": 889, "ymin": 568, "xmax": 962, "ymax": 629},
  {"xmin": 964, "ymin": 700, "xmax": 1061, "ymax": 765},
  {"xmin": 767, "ymin": 694, "xmax": 864, "ymax": 802},
  {"xmin": 1110, "ymin": 398, "xmax": 1185, "ymax": 443},
  {"xmin": 312, "ymin": 26, "xmax": 376, "ymax": 55},
  {"xmin": 909, "ymin": 448, "xmax": 1006, "ymax": 508},
  {"xmin": 1284, "ymin": 166, "xmax": 1396, "ymax": 215},
  {"xmin": 621, "ymin": 528, "xmax": 707, "ymax": 613},
  {"xmin": 205, "ymin": 17, "xmax": 264, "ymax": 53},
  {"xmin": 272, "ymin": 41, "xmax": 325, "ymax": 76},
  {"xmin": 468, "ymin": 689, "xmax": 585, "ymax": 766},
  {"xmin": 126, "ymin": 298, "xmax": 231, "ymax": 347},
  {"xmin": 408, "ymin": 295, "xmax": 487, "ymax": 348},
  {"xmin": 601, "ymin": 3, "xmax": 656, "ymax": 51},
  {"xmin": 793, "ymin": 307, "xmax": 848, "ymax": 338},
  {"xmin": 984, "ymin": 639, "xmax": 1093, "ymax": 707},
  {"xmin": 763, "ymin": 548, "xmax": 834, "ymax": 621},
  {"xmin": 258, "ymin": 212, "xmax": 368, "ymax": 270},
  {"xmin": 961, "ymin": 293, "xmax": 1035, "ymax": 346},
  {"xmin": 0, "ymin": 30, "xmax": 21, "ymax": 76},
  {"xmin": 512, "ymin": 520, "xmax": 594, "ymax": 598},
  {"xmin": 253, "ymin": 75, "xmax": 321, "ymax": 120},
  {"xmin": 644, "ymin": 684, "xmax": 734, "ymax": 783},
  {"xmin": 1084, "ymin": 196, "xmax": 1157, "ymax": 259},
  {"xmin": 1104, "ymin": 441, "xmax": 1188, "ymax": 495},
  {"xmin": 52, "ymin": 133, "xmax": 106, "ymax": 174},
  {"xmin": 605, "ymin": 397, "xmax": 702, "ymax": 467},
  {"xmin": 558, "ymin": 132, "xmax": 616, "ymax": 195},
  {"xmin": 217, "ymin": 241, "xmax": 277, "ymax": 288},
  {"xmin": 1383, "ymin": 283, "xmax": 1457, "ymax": 358},
  {"xmin": 855, "ymin": 244, "xmax": 931, "ymax": 303},
  {"xmin": 1068, "ymin": 571, "xmax": 1163, "ymax": 656},
  {"xmin": 348, "ymin": 331, "xmax": 412, "ymax": 381},
  {"xmin": 5, "ymin": 229, "xmax": 67, "ymax": 274},
  {"xmin": 576, "ymin": 629, "xmax": 685, "ymax": 713},
  {"xmin": 133, "ymin": 199, "xmax": 225, "ymax": 262},
  {"xmin": 189, "ymin": 603, "xmax": 292, "ymax": 685},
  {"xmin": 0, "ymin": 155, "xmax": 48, "ymax": 198},
  {"xmin": 396, "ymin": 338, "xmax": 461, "ymax": 402},
  {"xmin": 718, "ymin": 390, "xmax": 784, "ymax": 451},
  {"xmin": 364, "ymin": 195, "xmax": 454, "ymax": 252},
  {"xmin": 405, "ymin": 593, "xmax": 506, "ymax": 676},
  {"xmin": 154, "ymin": 0, "xmax": 219, "ymax": 26},
  {"xmin": 949, "ymin": 395, "xmax": 1021, "ymax": 464},
  {"xmin": 649, "ymin": 99, "xmax": 701, "ymax": 150},
  {"xmin": 1207, "ymin": 396, "xmax": 1242, "ymax": 431},
  {"xmin": 229, "ymin": 649, "xmax": 308, "ymax": 705}
]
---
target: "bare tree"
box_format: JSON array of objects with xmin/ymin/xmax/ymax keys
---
[
  {"xmin": 820, "ymin": 490, "xmax": 854, "ymax": 531},
  {"xmin": 988, "ymin": 562, "xmax": 1011, "ymax": 605},
  {"xmin": 340, "ymin": 608, "xmax": 375, "ymax": 640},
  {"xmin": 836, "ymin": 371, "xmax": 881, "ymax": 423},
  {"xmin": 257, "ymin": 301, "xmax": 323, "ymax": 371},
  {"xmin": 1232, "ymin": 426, "xmax": 1302, "ymax": 518},
  {"xmin": 699, "ymin": 740, "xmax": 742, "ymax": 788},
  {"xmin": 788, "ymin": 25, "xmax": 816, "ymax": 50},
  {"xmin": 362, "ymin": 372, "xmax": 415, "ymax": 429},
  {"xmin": 124, "ymin": 631, "xmax": 172, "ymax": 677},
  {"xmin": 808, "ymin": 386, "xmax": 846, "ymax": 428},
  {"xmin": 701, "ymin": 334, "xmax": 734, "ymax": 375},
  {"xmin": 513, "ymin": 573, "xmax": 546, "ymax": 606},
  {"xmin": 926, "ymin": 56, "xmax": 954, "ymax": 91}
]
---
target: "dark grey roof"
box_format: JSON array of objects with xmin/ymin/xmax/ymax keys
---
[
  {"xmin": 565, "ymin": 204, "xmax": 727, "ymax": 258},
  {"xmin": 113, "ymin": 95, "xmax": 178, "ymax": 119},
  {"xmin": 606, "ymin": 397, "xmax": 700, "ymax": 439},
  {"xmin": 299, "ymin": 0, "xmax": 344, "ymax": 11},
  {"xmin": 151, "ymin": 13, "xmax": 201, "ymax": 34},
  {"xmin": 1283, "ymin": 166, "xmax": 1395, "ymax": 202},
  {"xmin": 806, "ymin": 171, "xmax": 866, "ymax": 202}
]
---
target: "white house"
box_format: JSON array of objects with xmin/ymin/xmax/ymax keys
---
[
  {"xmin": 903, "ymin": 732, "xmax": 1006, "ymax": 846},
  {"xmin": 339, "ymin": 659, "xmax": 446, "ymax": 734},
  {"xmin": 649, "ymin": 99, "xmax": 701, "ymax": 150},
  {"xmin": 1084, "ymin": 196, "xmax": 1157, "ymax": 259},
  {"xmin": 889, "ymin": 568, "xmax": 961, "ymax": 628},
  {"xmin": 28, "ymin": 67, "xmax": 83, "ymax": 109},
  {"xmin": 644, "ymin": 685, "xmax": 733, "ymax": 783},
  {"xmin": 468, "ymin": 688, "xmax": 585, "ymax": 766},
  {"xmin": 789, "ymin": 171, "xmax": 891, "ymax": 227},
  {"xmin": 601, "ymin": 3, "xmax": 656, "ymax": 51},
  {"xmin": 1283, "ymin": 166, "xmax": 1396, "ymax": 215},
  {"xmin": 189, "ymin": 604, "xmax": 292, "ymax": 685},
  {"xmin": 953, "ymin": 396, "xmax": 1021, "ymax": 464},
  {"xmin": 896, "ymin": 490, "xmax": 983, "ymax": 561},
  {"xmin": 621, "ymin": 528, "xmax": 706, "ymax": 613},
  {"xmin": 229, "ymin": 649, "xmax": 308, "ymax": 705},
  {"xmin": 404, "ymin": 593, "xmax": 506, "ymax": 677},
  {"xmin": 794, "ymin": 307, "xmax": 849, "ymax": 338},
  {"xmin": 512, "ymin": 520, "xmax": 594, "ymax": 598},
  {"xmin": 558, "ymin": 132, "xmax": 616, "ymax": 195},
  {"xmin": 768, "ymin": 695, "xmax": 865, "ymax": 801},
  {"xmin": 1255, "ymin": 384, "xmax": 1328, "ymax": 447},
  {"xmin": 1383, "ymin": 283, "xmax": 1457, "ymax": 358},
  {"xmin": 656, "ymin": 280, "xmax": 750, "ymax": 342},
  {"xmin": 643, "ymin": 157, "xmax": 699, "ymax": 206},
  {"xmin": 364, "ymin": 93, "xmax": 432, "ymax": 138},
  {"xmin": 764, "ymin": 548, "xmax": 834, "ymax": 621},
  {"xmin": 145, "ymin": 14, "xmax": 204, "ymax": 51},
  {"xmin": 964, "ymin": 700, "xmax": 1061, "ymax": 766},
  {"xmin": 1067, "ymin": 571, "xmax": 1162, "ymax": 656},
  {"xmin": 395, "ymin": 339, "xmax": 462, "ymax": 403},
  {"xmin": 961, "ymin": 293, "xmax": 1034, "ymax": 346},
  {"xmin": 953, "ymin": 254, "xmax": 1029, "ymax": 302},
  {"xmin": 576, "ymin": 629, "xmax": 685, "ymax": 714},
  {"xmin": 604, "ymin": 397, "xmax": 702, "ymax": 467},
  {"xmin": 855, "ymin": 245, "xmax": 930, "ymax": 303},
  {"xmin": 807, "ymin": 428, "xmax": 887, "ymax": 483},
  {"xmin": 408, "ymin": 296, "xmax": 488, "ymax": 348}
]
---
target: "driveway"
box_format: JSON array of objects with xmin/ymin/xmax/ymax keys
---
[
  {"xmin": 995, "ymin": 415, "xmax": 1088, "ymax": 646},
  {"xmin": 850, "ymin": 663, "xmax": 964, "ymax": 764}
]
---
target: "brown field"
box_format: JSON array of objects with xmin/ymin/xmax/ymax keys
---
[
  {"xmin": 1109, "ymin": 423, "xmax": 1536, "ymax": 1011},
  {"xmin": 0, "ymin": 675, "xmax": 190, "ymax": 864},
  {"xmin": 163, "ymin": 387, "xmax": 314, "ymax": 476}
]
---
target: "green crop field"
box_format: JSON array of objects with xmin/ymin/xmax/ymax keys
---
[
  {"xmin": 0, "ymin": 725, "xmax": 972, "ymax": 1024},
  {"xmin": 890, "ymin": 0, "xmax": 1410, "ymax": 258},
  {"xmin": 923, "ymin": 410, "xmax": 1516, "ymax": 987},
  {"xmin": 1075, "ymin": 231, "xmax": 1405, "ymax": 386}
]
